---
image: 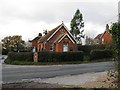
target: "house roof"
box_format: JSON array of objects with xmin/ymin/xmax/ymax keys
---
[
  {"xmin": 101, "ymin": 30, "xmax": 112, "ymax": 39},
  {"xmin": 39, "ymin": 24, "xmax": 62, "ymax": 42},
  {"xmin": 32, "ymin": 36, "xmax": 41, "ymax": 41},
  {"xmin": 100, "ymin": 24, "xmax": 112, "ymax": 38},
  {"xmin": 58, "ymin": 34, "xmax": 76, "ymax": 44},
  {"xmin": 29, "ymin": 36, "xmax": 41, "ymax": 42},
  {"xmin": 94, "ymin": 33, "xmax": 102, "ymax": 40},
  {"xmin": 53, "ymin": 34, "xmax": 64, "ymax": 43},
  {"xmin": 39, "ymin": 23, "xmax": 76, "ymax": 43}
]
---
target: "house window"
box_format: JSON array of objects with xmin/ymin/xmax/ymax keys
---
[
  {"xmin": 102, "ymin": 38, "xmax": 104, "ymax": 44},
  {"xmin": 96, "ymin": 39, "xmax": 99, "ymax": 44},
  {"xmin": 50, "ymin": 43, "xmax": 53, "ymax": 51},
  {"xmin": 63, "ymin": 42, "xmax": 68, "ymax": 52}
]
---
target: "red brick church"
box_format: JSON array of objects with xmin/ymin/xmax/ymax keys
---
[{"xmin": 30, "ymin": 22, "xmax": 77, "ymax": 52}]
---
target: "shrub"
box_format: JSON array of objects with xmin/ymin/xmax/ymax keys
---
[
  {"xmin": 7, "ymin": 52, "xmax": 33, "ymax": 62},
  {"xmin": 6, "ymin": 51, "xmax": 84, "ymax": 63},
  {"xmin": 38, "ymin": 51, "xmax": 84, "ymax": 62},
  {"xmin": 77, "ymin": 44, "xmax": 106, "ymax": 55},
  {"xmin": 90, "ymin": 49, "xmax": 114, "ymax": 60},
  {"xmin": 2, "ymin": 48, "xmax": 9, "ymax": 55}
]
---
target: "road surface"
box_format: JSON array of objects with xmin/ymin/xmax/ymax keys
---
[{"xmin": 2, "ymin": 61, "xmax": 115, "ymax": 83}]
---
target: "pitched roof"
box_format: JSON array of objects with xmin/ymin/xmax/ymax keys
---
[
  {"xmin": 53, "ymin": 34, "xmax": 64, "ymax": 43},
  {"xmin": 94, "ymin": 33, "xmax": 102, "ymax": 40},
  {"xmin": 32, "ymin": 36, "xmax": 41, "ymax": 41},
  {"xmin": 39, "ymin": 24, "xmax": 62, "ymax": 42},
  {"xmin": 29, "ymin": 36, "xmax": 41, "ymax": 42},
  {"xmin": 38, "ymin": 23, "xmax": 76, "ymax": 43},
  {"xmin": 58, "ymin": 34, "xmax": 76, "ymax": 44}
]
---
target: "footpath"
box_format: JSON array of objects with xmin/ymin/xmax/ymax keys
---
[{"xmin": 2, "ymin": 71, "xmax": 114, "ymax": 88}]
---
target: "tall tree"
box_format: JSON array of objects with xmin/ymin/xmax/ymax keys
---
[
  {"xmin": 2, "ymin": 35, "xmax": 25, "ymax": 52},
  {"xmin": 110, "ymin": 22, "xmax": 120, "ymax": 88},
  {"xmin": 70, "ymin": 9, "xmax": 84, "ymax": 44}
]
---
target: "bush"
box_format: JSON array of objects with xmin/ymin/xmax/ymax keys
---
[
  {"xmin": 77, "ymin": 44, "xmax": 106, "ymax": 55},
  {"xmin": 6, "ymin": 51, "xmax": 84, "ymax": 63},
  {"xmin": 2, "ymin": 48, "xmax": 9, "ymax": 55},
  {"xmin": 90, "ymin": 49, "xmax": 114, "ymax": 60},
  {"xmin": 38, "ymin": 51, "xmax": 84, "ymax": 62},
  {"xmin": 7, "ymin": 52, "xmax": 33, "ymax": 62}
]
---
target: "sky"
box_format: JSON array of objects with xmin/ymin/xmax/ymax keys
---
[{"xmin": 0, "ymin": 0, "xmax": 119, "ymax": 43}]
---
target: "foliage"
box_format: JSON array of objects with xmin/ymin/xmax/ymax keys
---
[
  {"xmin": 2, "ymin": 48, "xmax": 9, "ymax": 55},
  {"xmin": 107, "ymin": 70, "xmax": 118, "ymax": 88},
  {"xmin": 7, "ymin": 52, "xmax": 33, "ymax": 63},
  {"xmin": 90, "ymin": 49, "xmax": 114, "ymax": 60},
  {"xmin": 5, "ymin": 50, "xmax": 114, "ymax": 65},
  {"xmin": 38, "ymin": 51, "xmax": 84, "ymax": 62},
  {"xmin": 70, "ymin": 9, "xmax": 84, "ymax": 44},
  {"xmin": 110, "ymin": 22, "xmax": 120, "ymax": 88},
  {"xmin": 6, "ymin": 51, "xmax": 84, "ymax": 63},
  {"xmin": 1, "ymin": 35, "xmax": 25, "ymax": 52},
  {"xmin": 77, "ymin": 44, "xmax": 107, "ymax": 55}
]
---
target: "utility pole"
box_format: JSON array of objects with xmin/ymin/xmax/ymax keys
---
[{"xmin": 118, "ymin": 1, "xmax": 120, "ymax": 22}]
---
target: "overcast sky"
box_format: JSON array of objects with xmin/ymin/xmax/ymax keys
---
[{"xmin": 0, "ymin": 0, "xmax": 119, "ymax": 42}]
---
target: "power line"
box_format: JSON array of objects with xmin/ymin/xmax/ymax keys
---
[
  {"xmin": 85, "ymin": 14, "xmax": 118, "ymax": 38},
  {"xmin": 86, "ymin": 14, "xmax": 118, "ymax": 30},
  {"xmin": 101, "ymin": 14, "xmax": 118, "ymax": 24}
]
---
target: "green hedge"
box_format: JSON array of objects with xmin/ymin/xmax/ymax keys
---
[
  {"xmin": 77, "ymin": 44, "xmax": 107, "ymax": 55},
  {"xmin": 90, "ymin": 49, "xmax": 114, "ymax": 60},
  {"xmin": 6, "ymin": 51, "xmax": 84, "ymax": 63},
  {"xmin": 38, "ymin": 51, "xmax": 84, "ymax": 62},
  {"xmin": 7, "ymin": 52, "xmax": 33, "ymax": 62}
]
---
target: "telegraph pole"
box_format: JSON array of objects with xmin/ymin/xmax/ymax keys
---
[{"xmin": 118, "ymin": 1, "xmax": 120, "ymax": 22}]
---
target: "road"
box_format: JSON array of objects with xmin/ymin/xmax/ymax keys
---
[{"xmin": 2, "ymin": 61, "xmax": 115, "ymax": 83}]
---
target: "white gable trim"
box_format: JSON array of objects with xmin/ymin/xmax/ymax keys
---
[
  {"xmin": 47, "ymin": 23, "xmax": 76, "ymax": 42},
  {"xmin": 63, "ymin": 23, "xmax": 76, "ymax": 41},
  {"xmin": 47, "ymin": 24, "xmax": 63, "ymax": 41},
  {"xmin": 58, "ymin": 34, "xmax": 75, "ymax": 44}
]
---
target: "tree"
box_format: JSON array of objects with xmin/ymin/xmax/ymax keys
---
[
  {"xmin": 2, "ymin": 35, "xmax": 25, "ymax": 52},
  {"xmin": 70, "ymin": 9, "xmax": 84, "ymax": 44},
  {"xmin": 110, "ymin": 22, "xmax": 120, "ymax": 88}
]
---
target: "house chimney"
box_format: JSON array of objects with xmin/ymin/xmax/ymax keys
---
[
  {"xmin": 106, "ymin": 24, "xmax": 109, "ymax": 31},
  {"xmin": 43, "ymin": 29, "xmax": 47, "ymax": 35},
  {"xmin": 38, "ymin": 33, "xmax": 42, "ymax": 37}
]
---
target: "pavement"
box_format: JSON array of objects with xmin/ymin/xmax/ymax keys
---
[
  {"xmin": 3, "ymin": 71, "xmax": 111, "ymax": 88},
  {"xmin": 26, "ymin": 71, "xmax": 107, "ymax": 86}
]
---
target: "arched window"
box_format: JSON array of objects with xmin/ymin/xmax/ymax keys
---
[{"xmin": 63, "ymin": 42, "xmax": 68, "ymax": 52}]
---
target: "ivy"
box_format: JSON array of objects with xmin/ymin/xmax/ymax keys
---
[{"xmin": 110, "ymin": 22, "xmax": 120, "ymax": 88}]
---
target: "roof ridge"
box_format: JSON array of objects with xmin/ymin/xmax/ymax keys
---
[{"xmin": 39, "ymin": 23, "xmax": 63, "ymax": 42}]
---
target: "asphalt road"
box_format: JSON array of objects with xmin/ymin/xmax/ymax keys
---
[{"xmin": 2, "ymin": 61, "xmax": 115, "ymax": 83}]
